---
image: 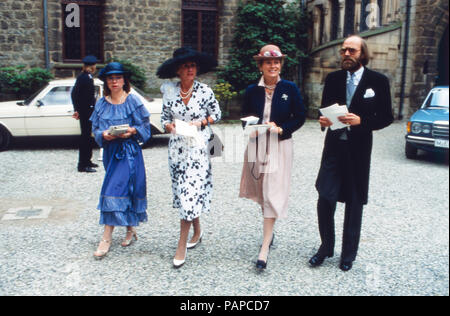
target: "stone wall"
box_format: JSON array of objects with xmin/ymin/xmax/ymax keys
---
[
  {"xmin": 303, "ymin": 27, "xmax": 402, "ymax": 118},
  {"xmin": 403, "ymin": 0, "xmax": 449, "ymax": 117},
  {"xmin": 1, "ymin": 0, "xmax": 241, "ymax": 93},
  {"xmin": 0, "ymin": 0, "xmax": 45, "ymax": 68}
]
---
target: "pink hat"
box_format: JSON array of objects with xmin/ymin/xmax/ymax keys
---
[{"xmin": 253, "ymin": 45, "xmax": 287, "ymax": 61}]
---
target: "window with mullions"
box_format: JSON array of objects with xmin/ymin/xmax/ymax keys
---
[
  {"xmin": 343, "ymin": 0, "xmax": 355, "ymax": 37},
  {"xmin": 62, "ymin": 0, "xmax": 104, "ymax": 63},
  {"xmin": 182, "ymin": 0, "xmax": 219, "ymax": 58}
]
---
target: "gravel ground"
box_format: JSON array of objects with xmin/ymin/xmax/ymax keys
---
[{"xmin": 0, "ymin": 120, "xmax": 448, "ymax": 296}]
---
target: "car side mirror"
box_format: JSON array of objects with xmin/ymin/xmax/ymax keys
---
[
  {"xmin": 16, "ymin": 101, "xmax": 24, "ymax": 106},
  {"xmin": 36, "ymin": 100, "xmax": 44, "ymax": 107}
]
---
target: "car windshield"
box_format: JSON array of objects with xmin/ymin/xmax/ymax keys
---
[
  {"xmin": 23, "ymin": 85, "xmax": 47, "ymax": 105},
  {"xmin": 423, "ymin": 88, "xmax": 449, "ymax": 109}
]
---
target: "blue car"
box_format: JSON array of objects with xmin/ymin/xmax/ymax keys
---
[{"xmin": 405, "ymin": 86, "xmax": 449, "ymax": 159}]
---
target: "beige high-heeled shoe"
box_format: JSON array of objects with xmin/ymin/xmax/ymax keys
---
[
  {"xmin": 121, "ymin": 229, "xmax": 138, "ymax": 247},
  {"xmin": 94, "ymin": 239, "xmax": 112, "ymax": 260}
]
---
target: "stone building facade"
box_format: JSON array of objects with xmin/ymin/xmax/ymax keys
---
[
  {"xmin": 0, "ymin": 0, "xmax": 240, "ymax": 91},
  {"xmin": 304, "ymin": 0, "xmax": 449, "ymax": 119},
  {"xmin": 0, "ymin": 0, "xmax": 448, "ymax": 119}
]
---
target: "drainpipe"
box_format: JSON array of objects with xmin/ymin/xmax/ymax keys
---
[
  {"xmin": 43, "ymin": 0, "xmax": 50, "ymax": 70},
  {"xmin": 398, "ymin": 0, "xmax": 411, "ymax": 120}
]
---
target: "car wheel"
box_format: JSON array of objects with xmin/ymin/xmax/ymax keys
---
[
  {"xmin": 405, "ymin": 142, "xmax": 418, "ymax": 159},
  {"xmin": 0, "ymin": 125, "xmax": 12, "ymax": 151}
]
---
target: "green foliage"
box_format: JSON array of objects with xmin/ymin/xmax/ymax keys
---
[
  {"xmin": 213, "ymin": 81, "xmax": 238, "ymax": 102},
  {"xmin": 213, "ymin": 81, "xmax": 238, "ymax": 118},
  {"xmin": 0, "ymin": 65, "xmax": 54, "ymax": 98},
  {"xmin": 106, "ymin": 57, "xmax": 148, "ymax": 91},
  {"xmin": 218, "ymin": 0, "xmax": 310, "ymax": 93}
]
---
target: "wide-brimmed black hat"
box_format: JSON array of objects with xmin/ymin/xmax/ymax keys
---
[
  {"xmin": 156, "ymin": 47, "xmax": 218, "ymax": 79},
  {"xmin": 98, "ymin": 62, "xmax": 130, "ymax": 81}
]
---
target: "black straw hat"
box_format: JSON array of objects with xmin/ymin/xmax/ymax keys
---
[{"xmin": 156, "ymin": 47, "xmax": 218, "ymax": 79}]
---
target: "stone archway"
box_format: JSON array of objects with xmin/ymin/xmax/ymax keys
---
[
  {"xmin": 408, "ymin": 0, "xmax": 449, "ymax": 114},
  {"xmin": 437, "ymin": 25, "xmax": 449, "ymax": 86}
]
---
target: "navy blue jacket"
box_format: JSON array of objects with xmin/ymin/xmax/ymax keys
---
[
  {"xmin": 242, "ymin": 79, "xmax": 307, "ymax": 140},
  {"xmin": 71, "ymin": 71, "xmax": 96, "ymax": 116}
]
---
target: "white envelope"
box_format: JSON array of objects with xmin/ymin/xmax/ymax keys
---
[
  {"xmin": 319, "ymin": 103, "xmax": 349, "ymax": 130},
  {"xmin": 364, "ymin": 88, "xmax": 375, "ymax": 98},
  {"xmin": 174, "ymin": 119, "xmax": 204, "ymax": 146}
]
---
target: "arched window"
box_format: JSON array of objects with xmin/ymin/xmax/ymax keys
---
[
  {"xmin": 330, "ymin": 0, "xmax": 340, "ymax": 40},
  {"xmin": 360, "ymin": 0, "xmax": 370, "ymax": 32},
  {"xmin": 182, "ymin": 0, "xmax": 219, "ymax": 58},
  {"xmin": 344, "ymin": 0, "xmax": 355, "ymax": 37}
]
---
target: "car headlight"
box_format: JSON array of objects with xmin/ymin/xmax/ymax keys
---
[
  {"xmin": 411, "ymin": 122, "xmax": 422, "ymax": 134},
  {"xmin": 422, "ymin": 124, "xmax": 431, "ymax": 134}
]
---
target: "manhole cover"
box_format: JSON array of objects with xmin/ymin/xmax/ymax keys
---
[{"xmin": 2, "ymin": 206, "xmax": 52, "ymax": 221}]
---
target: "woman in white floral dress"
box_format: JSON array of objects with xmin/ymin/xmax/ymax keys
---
[{"xmin": 157, "ymin": 47, "xmax": 221, "ymax": 268}]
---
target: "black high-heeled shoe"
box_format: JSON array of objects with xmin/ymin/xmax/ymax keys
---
[{"xmin": 256, "ymin": 234, "xmax": 275, "ymax": 270}]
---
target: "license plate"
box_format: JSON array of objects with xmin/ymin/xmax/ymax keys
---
[{"xmin": 435, "ymin": 139, "xmax": 449, "ymax": 148}]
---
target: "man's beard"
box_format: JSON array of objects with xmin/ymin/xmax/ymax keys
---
[{"xmin": 341, "ymin": 57, "xmax": 361, "ymax": 72}]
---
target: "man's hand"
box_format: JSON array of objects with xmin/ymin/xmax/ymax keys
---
[
  {"xmin": 338, "ymin": 113, "xmax": 361, "ymax": 126},
  {"xmin": 72, "ymin": 112, "xmax": 80, "ymax": 120},
  {"xmin": 319, "ymin": 116, "xmax": 333, "ymax": 128}
]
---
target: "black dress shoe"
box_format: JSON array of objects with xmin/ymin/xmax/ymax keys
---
[
  {"xmin": 78, "ymin": 166, "xmax": 97, "ymax": 173},
  {"xmin": 309, "ymin": 253, "xmax": 333, "ymax": 267},
  {"xmin": 88, "ymin": 162, "xmax": 99, "ymax": 168},
  {"xmin": 256, "ymin": 259, "xmax": 267, "ymax": 270},
  {"xmin": 256, "ymin": 234, "xmax": 274, "ymax": 271},
  {"xmin": 339, "ymin": 261, "xmax": 353, "ymax": 272}
]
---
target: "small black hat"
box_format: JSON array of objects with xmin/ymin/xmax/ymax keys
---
[
  {"xmin": 156, "ymin": 47, "xmax": 217, "ymax": 79},
  {"xmin": 82, "ymin": 55, "xmax": 99, "ymax": 65},
  {"xmin": 98, "ymin": 62, "xmax": 130, "ymax": 81}
]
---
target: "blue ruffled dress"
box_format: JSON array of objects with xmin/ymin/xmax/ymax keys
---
[{"xmin": 90, "ymin": 93, "xmax": 151, "ymax": 226}]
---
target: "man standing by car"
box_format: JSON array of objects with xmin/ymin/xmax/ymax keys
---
[
  {"xmin": 309, "ymin": 35, "xmax": 394, "ymax": 271},
  {"xmin": 71, "ymin": 55, "xmax": 99, "ymax": 173}
]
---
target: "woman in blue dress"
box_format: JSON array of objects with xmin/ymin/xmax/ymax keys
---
[{"xmin": 90, "ymin": 62, "xmax": 152, "ymax": 259}]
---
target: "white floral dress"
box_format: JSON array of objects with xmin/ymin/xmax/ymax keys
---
[{"xmin": 161, "ymin": 81, "xmax": 221, "ymax": 221}]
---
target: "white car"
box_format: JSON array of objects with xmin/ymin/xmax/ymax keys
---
[{"xmin": 0, "ymin": 79, "xmax": 165, "ymax": 151}]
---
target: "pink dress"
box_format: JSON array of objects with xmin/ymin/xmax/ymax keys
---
[{"xmin": 239, "ymin": 78, "xmax": 294, "ymax": 219}]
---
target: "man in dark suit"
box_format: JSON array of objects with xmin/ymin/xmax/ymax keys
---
[
  {"xmin": 309, "ymin": 35, "xmax": 394, "ymax": 271},
  {"xmin": 71, "ymin": 55, "xmax": 99, "ymax": 173}
]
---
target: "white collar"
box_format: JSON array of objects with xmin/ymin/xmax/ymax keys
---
[{"xmin": 258, "ymin": 76, "xmax": 281, "ymax": 87}]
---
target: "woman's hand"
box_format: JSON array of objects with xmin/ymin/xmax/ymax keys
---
[
  {"xmin": 103, "ymin": 131, "xmax": 117, "ymax": 141},
  {"xmin": 118, "ymin": 127, "xmax": 137, "ymax": 139},
  {"xmin": 266, "ymin": 122, "xmax": 283, "ymax": 135},
  {"xmin": 165, "ymin": 123, "xmax": 176, "ymax": 134}
]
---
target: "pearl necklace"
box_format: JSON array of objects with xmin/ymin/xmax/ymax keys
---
[{"xmin": 180, "ymin": 83, "xmax": 194, "ymax": 99}]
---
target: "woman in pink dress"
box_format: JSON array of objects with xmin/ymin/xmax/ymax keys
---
[{"xmin": 239, "ymin": 45, "xmax": 306, "ymax": 270}]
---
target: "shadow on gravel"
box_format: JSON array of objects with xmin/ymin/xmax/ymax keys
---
[
  {"xmin": 7, "ymin": 135, "xmax": 170, "ymax": 151},
  {"xmin": 408, "ymin": 151, "xmax": 449, "ymax": 166}
]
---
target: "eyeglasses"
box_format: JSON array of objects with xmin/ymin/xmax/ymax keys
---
[{"xmin": 339, "ymin": 47, "xmax": 360, "ymax": 55}]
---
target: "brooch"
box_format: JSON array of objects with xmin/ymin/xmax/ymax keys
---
[{"xmin": 282, "ymin": 94, "xmax": 288, "ymax": 101}]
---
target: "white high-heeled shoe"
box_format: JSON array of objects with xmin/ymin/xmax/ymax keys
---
[
  {"xmin": 121, "ymin": 229, "xmax": 138, "ymax": 247},
  {"xmin": 93, "ymin": 239, "xmax": 112, "ymax": 260},
  {"xmin": 187, "ymin": 231, "xmax": 204, "ymax": 250},
  {"xmin": 173, "ymin": 248, "xmax": 187, "ymax": 268}
]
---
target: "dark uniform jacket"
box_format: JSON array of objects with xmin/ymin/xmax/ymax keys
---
[
  {"xmin": 71, "ymin": 71, "xmax": 96, "ymax": 116},
  {"xmin": 243, "ymin": 79, "xmax": 307, "ymax": 140},
  {"xmin": 316, "ymin": 68, "xmax": 394, "ymax": 205}
]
